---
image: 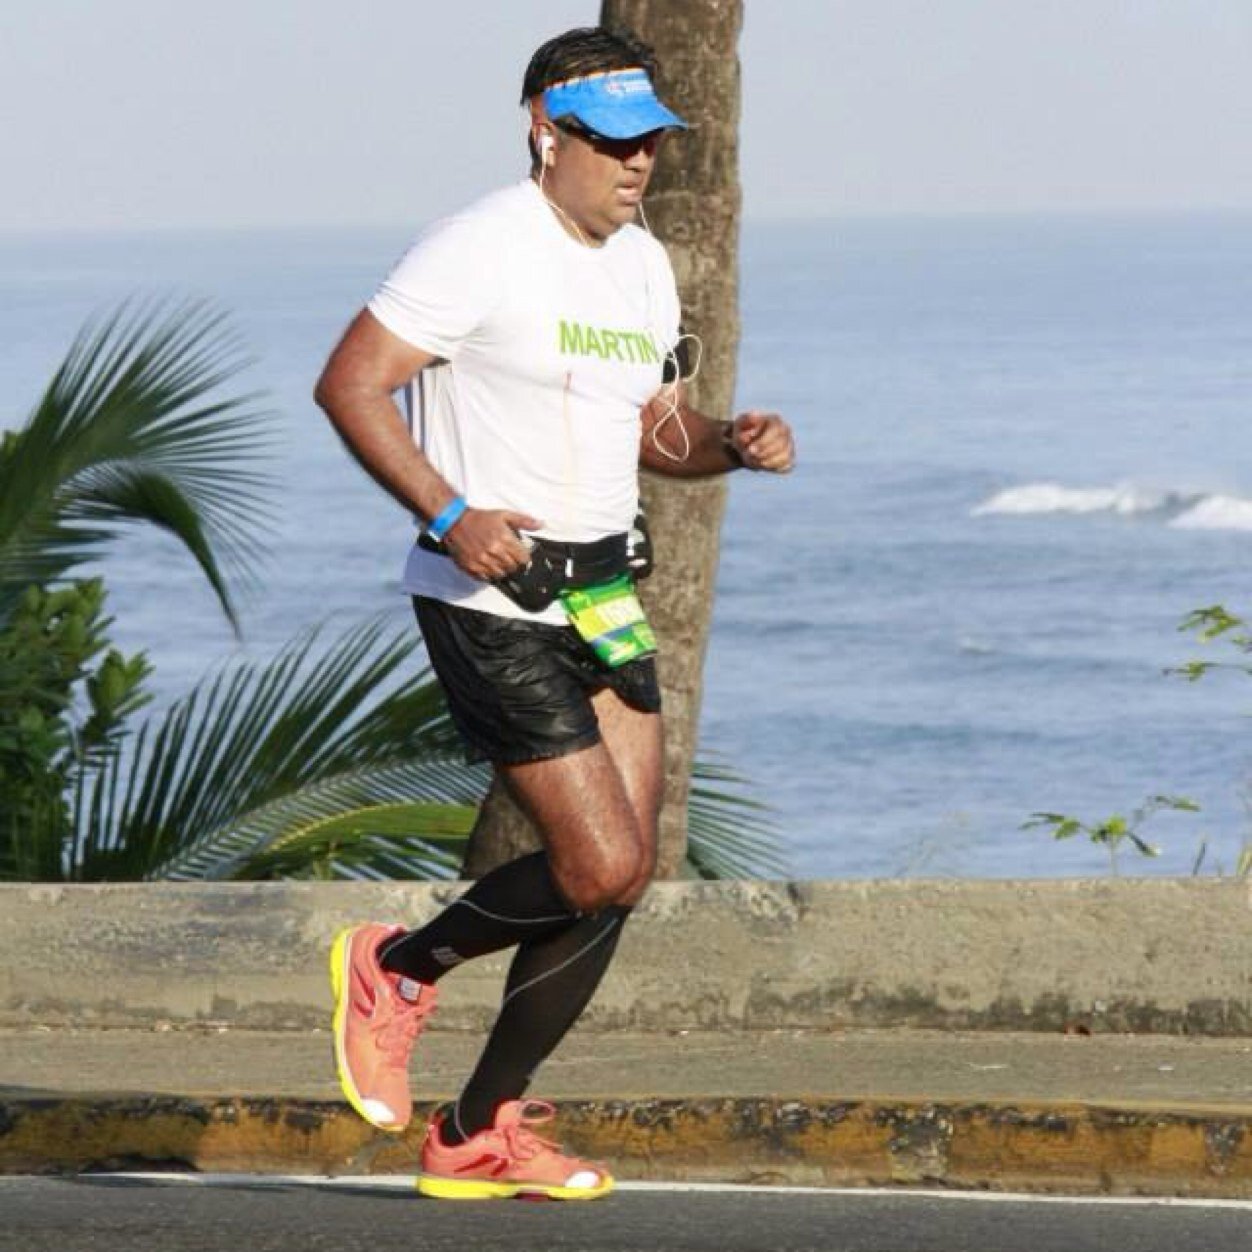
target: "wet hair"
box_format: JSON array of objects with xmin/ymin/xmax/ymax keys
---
[{"xmin": 521, "ymin": 25, "xmax": 659, "ymax": 104}]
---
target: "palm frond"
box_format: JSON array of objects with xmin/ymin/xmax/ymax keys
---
[
  {"xmin": 160, "ymin": 758, "xmax": 485, "ymax": 881},
  {"xmin": 0, "ymin": 298, "xmax": 274, "ymax": 632},
  {"xmin": 686, "ymin": 754, "xmax": 788, "ymax": 880},
  {"xmin": 235, "ymin": 801, "xmax": 478, "ymax": 880},
  {"xmin": 70, "ymin": 617, "xmax": 486, "ymax": 881}
]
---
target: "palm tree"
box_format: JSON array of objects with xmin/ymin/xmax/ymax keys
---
[
  {"xmin": 56, "ymin": 618, "xmax": 485, "ymax": 882},
  {"xmin": 603, "ymin": 0, "xmax": 746, "ymax": 876},
  {"xmin": 0, "ymin": 301, "xmax": 482, "ymax": 882},
  {"xmin": 465, "ymin": 0, "xmax": 746, "ymax": 878},
  {"xmin": 0, "ymin": 298, "xmax": 269, "ymax": 631}
]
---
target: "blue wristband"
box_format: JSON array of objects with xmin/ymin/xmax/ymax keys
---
[{"xmin": 425, "ymin": 495, "xmax": 467, "ymax": 542}]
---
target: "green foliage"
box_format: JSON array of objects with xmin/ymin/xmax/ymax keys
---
[
  {"xmin": 0, "ymin": 579, "xmax": 151, "ymax": 879},
  {"xmin": 0, "ymin": 298, "xmax": 272, "ymax": 633},
  {"xmin": 1178, "ymin": 604, "xmax": 1248, "ymax": 645},
  {"xmin": 685, "ymin": 755, "xmax": 786, "ymax": 880},
  {"xmin": 1026, "ymin": 604, "xmax": 1252, "ymax": 876},
  {"xmin": 0, "ymin": 303, "xmax": 483, "ymax": 884},
  {"xmin": 1023, "ymin": 795, "xmax": 1198, "ymax": 875},
  {"xmin": 1171, "ymin": 605, "xmax": 1252, "ymax": 682},
  {"xmin": 1166, "ymin": 606, "xmax": 1252, "ymax": 878},
  {"xmin": 243, "ymin": 803, "xmax": 477, "ymax": 882},
  {"xmin": 57, "ymin": 617, "xmax": 484, "ymax": 882},
  {"xmin": 1189, "ymin": 838, "xmax": 1252, "ymax": 879}
]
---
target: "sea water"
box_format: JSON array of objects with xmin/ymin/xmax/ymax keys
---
[{"xmin": 3, "ymin": 212, "xmax": 1251, "ymax": 878}]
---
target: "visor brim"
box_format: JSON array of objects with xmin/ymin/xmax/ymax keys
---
[
  {"xmin": 543, "ymin": 70, "xmax": 688, "ymax": 141},
  {"xmin": 557, "ymin": 99, "xmax": 688, "ymax": 140}
]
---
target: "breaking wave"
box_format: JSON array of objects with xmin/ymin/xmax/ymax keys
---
[
  {"xmin": 1169, "ymin": 494, "xmax": 1252, "ymax": 531},
  {"xmin": 972, "ymin": 482, "xmax": 1252, "ymax": 532}
]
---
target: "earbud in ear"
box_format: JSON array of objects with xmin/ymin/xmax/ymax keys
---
[{"xmin": 539, "ymin": 132, "xmax": 555, "ymax": 166}]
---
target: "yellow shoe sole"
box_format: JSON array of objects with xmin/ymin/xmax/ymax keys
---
[
  {"xmin": 329, "ymin": 926, "xmax": 406, "ymax": 1133},
  {"xmin": 417, "ymin": 1173, "xmax": 614, "ymax": 1202}
]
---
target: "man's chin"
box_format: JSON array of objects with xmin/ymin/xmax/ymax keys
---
[{"xmin": 605, "ymin": 205, "xmax": 640, "ymax": 232}]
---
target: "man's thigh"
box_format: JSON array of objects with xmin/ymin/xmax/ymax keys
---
[
  {"xmin": 494, "ymin": 691, "xmax": 661, "ymax": 907},
  {"xmin": 589, "ymin": 686, "xmax": 663, "ymax": 851},
  {"xmin": 498, "ymin": 734, "xmax": 646, "ymax": 909},
  {"xmin": 415, "ymin": 596, "xmax": 662, "ymax": 901}
]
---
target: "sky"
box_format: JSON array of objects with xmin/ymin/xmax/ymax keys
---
[{"xmin": 3, "ymin": 0, "xmax": 1251, "ymax": 231}]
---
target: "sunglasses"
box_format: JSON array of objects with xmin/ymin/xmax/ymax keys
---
[{"xmin": 551, "ymin": 117, "xmax": 663, "ymax": 159}]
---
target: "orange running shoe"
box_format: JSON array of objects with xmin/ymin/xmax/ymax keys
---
[
  {"xmin": 329, "ymin": 922, "xmax": 437, "ymax": 1132},
  {"xmin": 418, "ymin": 1100, "xmax": 613, "ymax": 1201}
]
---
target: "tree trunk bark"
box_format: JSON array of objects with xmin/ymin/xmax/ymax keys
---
[{"xmin": 462, "ymin": 0, "xmax": 743, "ymax": 879}]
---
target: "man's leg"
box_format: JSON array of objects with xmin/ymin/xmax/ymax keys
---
[
  {"xmin": 333, "ymin": 592, "xmax": 661, "ymax": 1137},
  {"xmin": 330, "ymin": 845, "xmax": 585, "ymax": 1133},
  {"xmin": 440, "ymin": 689, "xmax": 662, "ymax": 1141},
  {"xmin": 506, "ymin": 687, "xmax": 661, "ymax": 912},
  {"xmin": 377, "ymin": 684, "xmax": 660, "ymax": 986},
  {"xmin": 377, "ymin": 851, "xmax": 578, "ymax": 985}
]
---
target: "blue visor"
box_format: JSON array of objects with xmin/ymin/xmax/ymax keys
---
[{"xmin": 543, "ymin": 68, "xmax": 687, "ymax": 140}]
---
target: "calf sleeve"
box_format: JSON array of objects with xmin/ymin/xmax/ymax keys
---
[
  {"xmin": 445, "ymin": 904, "xmax": 631, "ymax": 1144},
  {"xmin": 377, "ymin": 851, "xmax": 577, "ymax": 985}
]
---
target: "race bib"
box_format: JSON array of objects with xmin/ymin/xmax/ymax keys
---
[{"xmin": 559, "ymin": 575, "xmax": 657, "ymax": 669}]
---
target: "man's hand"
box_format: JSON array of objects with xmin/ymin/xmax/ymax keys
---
[
  {"xmin": 730, "ymin": 411, "xmax": 795, "ymax": 474},
  {"xmin": 443, "ymin": 508, "xmax": 543, "ymax": 581}
]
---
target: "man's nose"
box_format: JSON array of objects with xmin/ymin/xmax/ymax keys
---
[{"xmin": 624, "ymin": 140, "xmax": 657, "ymax": 170}]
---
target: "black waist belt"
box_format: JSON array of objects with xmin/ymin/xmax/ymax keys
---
[
  {"xmin": 417, "ymin": 530, "xmax": 633, "ymax": 612},
  {"xmin": 530, "ymin": 533, "xmax": 630, "ymax": 586}
]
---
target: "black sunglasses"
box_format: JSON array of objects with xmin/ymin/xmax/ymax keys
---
[{"xmin": 551, "ymin": 117, "xmax": 662, "ymax": 157}]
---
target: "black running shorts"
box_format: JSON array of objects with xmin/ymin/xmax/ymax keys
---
[{"xmin": 413, "ymin": 596, "xmax": 662, "ymax": 765}]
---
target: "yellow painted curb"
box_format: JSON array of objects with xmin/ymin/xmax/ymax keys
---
[{"xmin": 2, "ymin": 1096, "xmax": 1250, "ymax": 1198}]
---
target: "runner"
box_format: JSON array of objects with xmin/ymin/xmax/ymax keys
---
[{"xmin": 314, "ymin": 24, "xmax": 795, "ymax": 1201}]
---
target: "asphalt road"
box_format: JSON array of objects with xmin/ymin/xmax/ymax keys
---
[{"xmin": 1, "ymin": 1176, "xmax": 1249, "ymax": 1252}]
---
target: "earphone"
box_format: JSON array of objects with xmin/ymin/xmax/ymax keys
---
[{"xmin": 536, "ymin": 127, "xmax": 591, "ymax": 246}]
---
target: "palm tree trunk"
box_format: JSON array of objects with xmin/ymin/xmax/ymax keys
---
[{"xmin": 462, "ymin": 0, "xmax": 744, "ymax": 879}]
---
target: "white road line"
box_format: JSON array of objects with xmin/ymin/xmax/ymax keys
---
[
  {"xmin": 53, "ymin": 1173, "xmax": 1252, "ymax": 1211},
  {"xmin": 621, "ymin": 1182, "xmax": 1252, "ymax": 1210}
]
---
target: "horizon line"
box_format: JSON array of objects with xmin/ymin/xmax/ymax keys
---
[{"xmin": 4, "ymin": 204, "xmax": 1252, "ymax": 239}]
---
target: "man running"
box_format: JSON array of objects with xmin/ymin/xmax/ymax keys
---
[{"xmin": 314, "ymin": 25, "xmax": 794, "ymax": 1201}]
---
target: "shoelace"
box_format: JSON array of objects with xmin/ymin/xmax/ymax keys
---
[
  {"xmin": 374, "ymin": 985, "xmax": 437, "ymax": 1067},
  {"xmin": 499, "ymin": 1101, "xmax": 609, "ymax": 1180},
  {"xmin": 500, "ymin": 1100, "xmax": 562, "ymax": 1162}
]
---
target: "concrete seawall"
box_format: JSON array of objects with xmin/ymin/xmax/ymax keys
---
[{"xmin": 3, "ymin": 878, "xmax": 1249, "ymax": 1035}]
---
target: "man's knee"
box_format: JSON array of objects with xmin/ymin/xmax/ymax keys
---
[
  {"xmin": 599, "ymin": 834, "xmax": 657, "ymax": 910},
  {"xmin": 614, "ymin": 848, "xmax": 657, "ymax": 908},
  {"xmin": 553, "ymin": 833, "xmax": 649, "ymax": 913}
]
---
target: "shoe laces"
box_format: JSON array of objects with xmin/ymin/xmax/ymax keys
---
[
  {"xmin": 500, "ymin": 1101, "xmax": 564, "ymax": 1163},
  {"xmin": 373, "ymin": 984, "xmax": 436, "ymax": 1067}
]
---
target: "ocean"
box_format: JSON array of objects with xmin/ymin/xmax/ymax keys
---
[{"xmin": 4, "ymin": 211, "xmax": 1252, "ymax": 879}]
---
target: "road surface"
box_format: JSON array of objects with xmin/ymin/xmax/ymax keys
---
[{"xmin": 1, "ymin": 1175, "xmax": 1248, "ymax": 1252}]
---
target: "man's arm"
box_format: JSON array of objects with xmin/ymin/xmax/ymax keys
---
[
  {"xmin": 313, "ymin": 310, "xmax": 537, "ymax": 581},
  {"xmin": 639, "ymin": 383, "xmax": 795, "ymax": 477}
]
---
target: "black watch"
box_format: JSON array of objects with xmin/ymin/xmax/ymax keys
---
[{"xmin": 721, "ymin": 420, "xmax": 746, "ymax": 469}]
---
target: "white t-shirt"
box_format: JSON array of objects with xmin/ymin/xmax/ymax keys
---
[{"xmin": 368, "ymin": 179, "xmax": 682, "ymax": 623}]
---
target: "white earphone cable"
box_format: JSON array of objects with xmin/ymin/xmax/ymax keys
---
[
  {"xmin": 536, "ymin": 129, "xmax": 703, "ymax": 465},
  {"xmin": 637, "ymin": 201, "xmax": 703, "ymax": 463}
]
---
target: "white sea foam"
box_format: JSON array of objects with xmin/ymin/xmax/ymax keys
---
[
  {"xmin": 971, "ymin": 482, "xmax": 1184, "ymax": 518},
  {"xmin": 957, "ymin": 636, "xmax": 996, "ymax": 655},
  {"xmin": 1169, "ymin": 494, "xmax": 1252, "ymax": 532},
  {"xmin": 974, "ymin": 481, "xmax": 1252, "ymax": 531}
]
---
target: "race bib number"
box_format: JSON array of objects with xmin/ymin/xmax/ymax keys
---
[{"xmin": 559, "ymin": 575, "xmax": 657, "ymax": 669}]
